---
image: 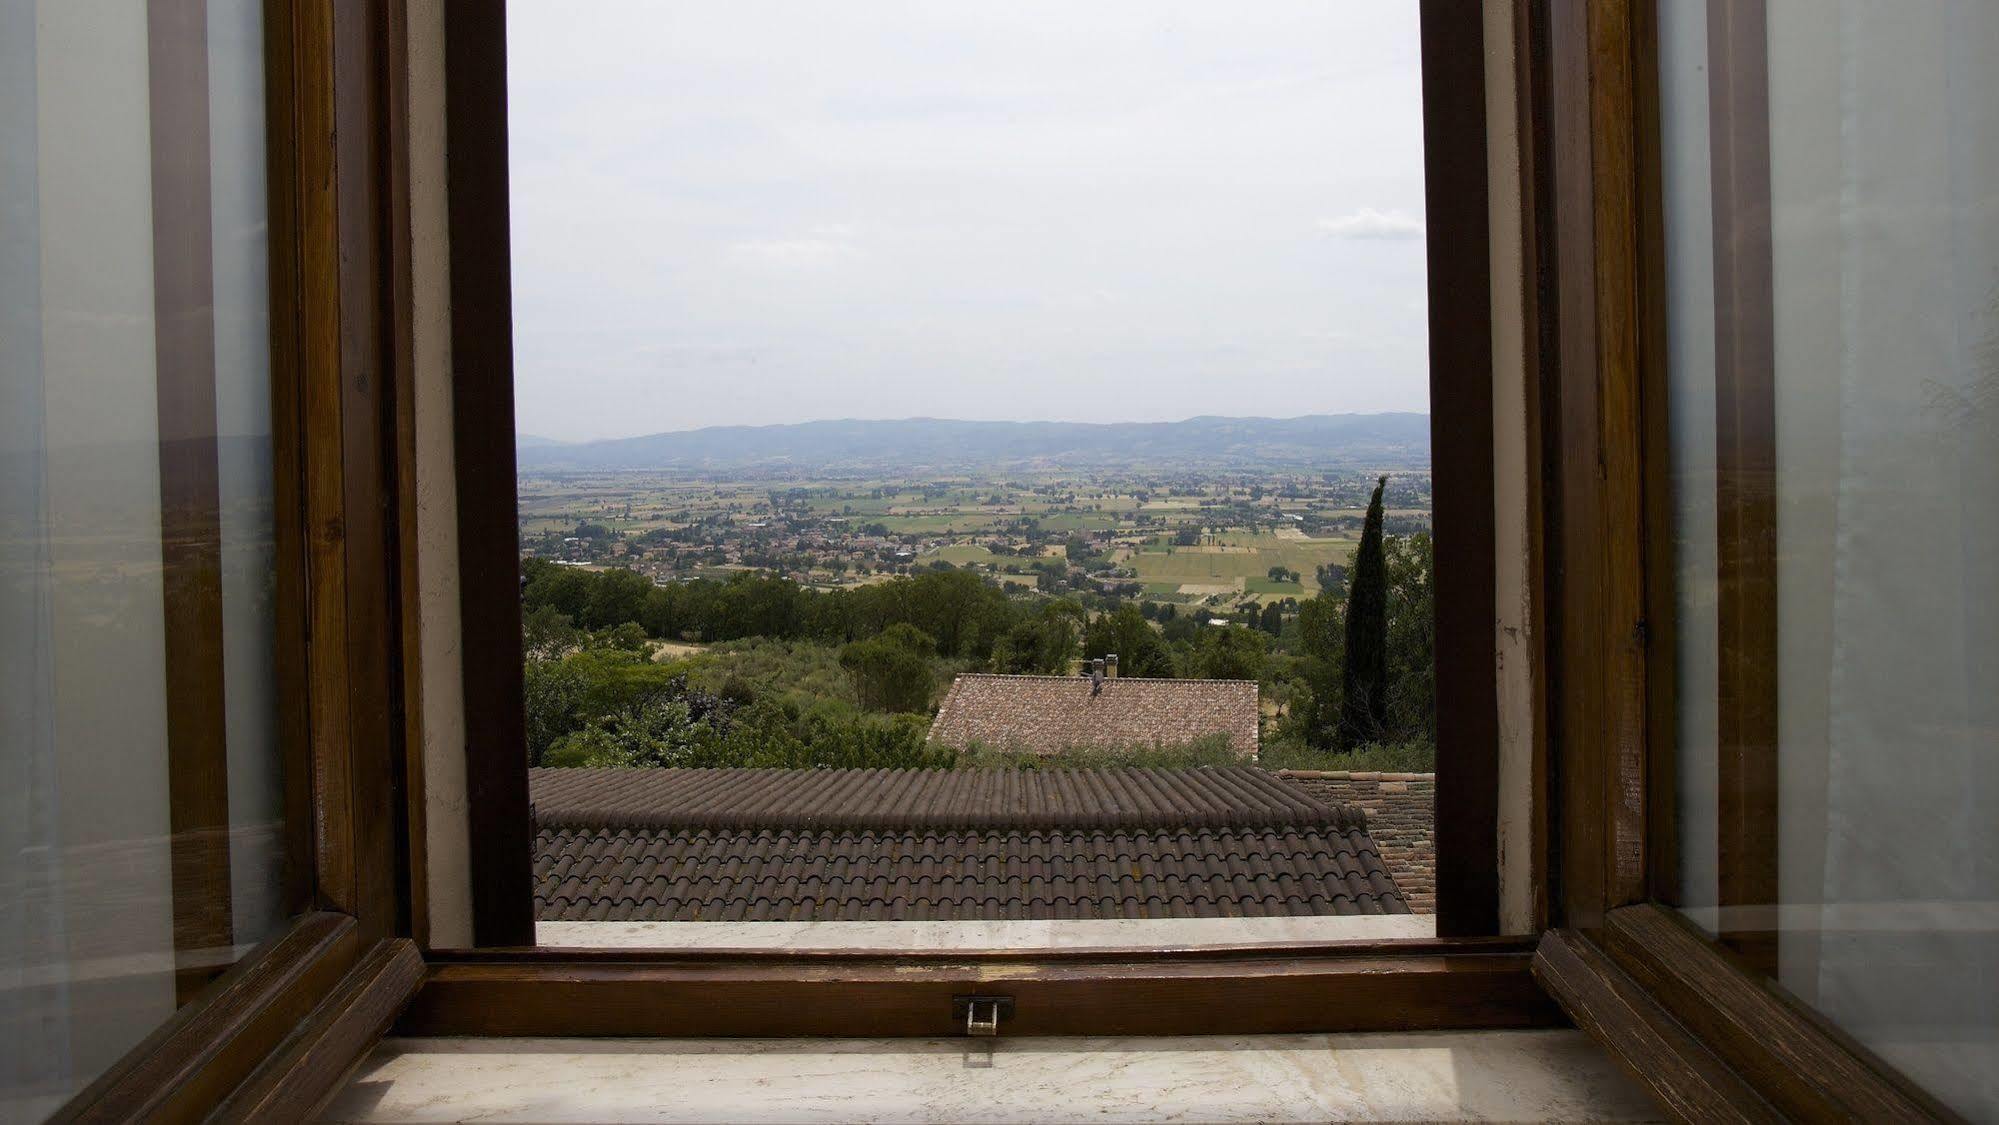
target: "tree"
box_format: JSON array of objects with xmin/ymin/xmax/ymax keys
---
[
  {"xmin": 839, "ymin": 623, "xmax": 937, "ymax": 713},
  {"xmin": 1258, "ymin": 601, "xmax": 1284, "ymax": 636},
  {"xmin": 523, "ymin": 656, "xmax": 586, "ymax": 766},
  {"xmin": 522, "ymin": 604, "xmax": 581, "ymax": 660},
  {"xmin": 1195, "ymin": 625, "xmax": 1266, "ymax": 681},
  {"xmin": 1315, "ymin": 561, "xmax": 1348, "ymax": 593},
  {"xmin": 992, "ymin": 599, "xmax": 1085, "ymax": 674},
  {"xmin": 1383, "ymin": 532, "xmax": 1436, "ymax": 744},
  {"xmin": 1081, "ymin": 604, "xmax": 1174, "ymax": 678},
  {"xmin": 1338, "ymin": 476, "xmax": 1390, "ymax": 748},
  {"xmin": 1293, "ymin": 580, "xmax": 1345, "ymax": 748},
  {"xmin": 581, "ymin": 567, "xmax": 653, "ymax": 630}
]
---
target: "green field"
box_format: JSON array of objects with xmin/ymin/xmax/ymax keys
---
[{"xmin": 1125, "ymin": 532, "xmax": 1352, "ymax": 601}]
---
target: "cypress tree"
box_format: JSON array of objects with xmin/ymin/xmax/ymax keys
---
[{"xmin": 1338, "ymin": 476, "xmax": 1390, "ymax": 749}]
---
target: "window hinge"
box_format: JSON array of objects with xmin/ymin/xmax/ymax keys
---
[{"xmin": 952, "ymin": 995, "xmax": 1014, "ymax": 1036}]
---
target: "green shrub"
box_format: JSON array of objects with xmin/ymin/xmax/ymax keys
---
[{"xmin": 1258, "ymin": 738, "xmax": 1435, "ymax": 773}]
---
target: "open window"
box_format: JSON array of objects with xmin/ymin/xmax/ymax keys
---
[
  {"xmin": 445, "ymin": 1, "xmax": 1510, "ymax": 961},
  {"xmin": 11, "ymin": 0, "xmax": 1993, "ymax": 1119}
]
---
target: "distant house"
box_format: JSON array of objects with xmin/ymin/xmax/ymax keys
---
[
  {"xmin": 531, "ymin": 767, "xmax": 1407, "ymax": 922},
  {"xmin": 927, "ymin": 672, "xmax": 1259, "ymax": 757}
]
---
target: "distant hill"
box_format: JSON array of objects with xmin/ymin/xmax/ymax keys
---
[
  {"xmin": 513, "ymin": 414, "xmax": 1429, "ymax": 474},
  {"xmin": 515, "ymin": 433, "xmax": 572, "ymax": 448}
]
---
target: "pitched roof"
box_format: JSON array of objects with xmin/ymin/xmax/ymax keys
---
[
  {"xmin": 531, "ymin": 765, "xmax": 1334, "ymax": 831},
  {"xmin": 530, "ymin": 767, "xmax": 1408, "ymax": 922},
  {"xmin": 926, "ymin": 673, "xmax": 1260, "ymax": 755}
]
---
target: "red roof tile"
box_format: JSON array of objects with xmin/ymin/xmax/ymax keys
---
[
  {"xmin": 927, "ymin": 674, "xmax": 1259, "ymax": 755},
  {"xmin": 530, "ymin": 767, "xmax": 1408, "ymax": 922}
]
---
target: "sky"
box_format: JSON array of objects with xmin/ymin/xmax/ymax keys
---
[{"xmin": 506, "ymin": 2, "xmax": 1430, "ymax": 442}]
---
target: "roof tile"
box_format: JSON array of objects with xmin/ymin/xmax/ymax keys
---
[{"xmin": 927, "ymin": 674, "xmax": 1259, "ymax": 755}]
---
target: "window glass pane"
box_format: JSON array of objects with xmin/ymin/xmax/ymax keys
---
[
  {"xmin": 0, "ymin": 1, "xmax": 286, "ymax": 1117},
  {"xmin": 1660, "ymin": 1, "xmax": 1999, "ymax": 1117}
]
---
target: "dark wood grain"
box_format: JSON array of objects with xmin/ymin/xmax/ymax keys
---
[
  {"xmin": 48, "ymin": 914, "xmax": 362, "ymax": 1125},
  {"xmin": 1533, "ymin": 928, "xmax": 1777, "ymax": 1124},
  {"xmin": 1705, "ymin": 0, "xmax": 1781, "ymax": 975},
  {"xmin": 282, "ymin": 0, "xmax": 411, "ymax": 940},
  {"xmin": 263, "ymin": 0, "xmax": 318, "ymax": 923},
  {"xmin": 1419, "ymin": 0, "xmax": 1502, "ymax": 938},
  {"xmin": 335, "ymin": 0, "xmax": 413, "ymax": 946},
  {"xmin": 1516, "ymin": 0, "xmax": 1556, "ymax": 935},
  {"xmin": 291, "ymin": 0, "xmax": 360, "ymax": 921},
  {"xmin": 384, "ymin": 0, "xmax": 432, "ymax": 952},
  {"xmin": 215, "ymin": 939, "xmax": 427, "ymax": 1123},
  {"xmin": 1602, "ymin": 904, "xmax": 1966, "ymax": 1124},
  {"xmin": 1633, "ymin": 0, "xmax": 1682, "ymax": 910},
  {"xmin": 148, "ymin": 0, "xmax": 236, "ymax": 1004},
  {"xmin": 445, "ymin": 0, "xmax": 537, "ymax": 948},
  {"xmin": 402, "ymin": 948, "xmax": 1560, "ymax": 1038},
  {"xmin": 1540, "ymin": 0, "xmax": 1652, "ymax": 931}
]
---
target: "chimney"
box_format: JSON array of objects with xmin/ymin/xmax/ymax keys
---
[
  {"xmin": 1090, "ymin": 658, "xmax": 1105, "ymax": 696},
  {"xmin": 1105, "ymin": 653, "xmax": 1119, "ymax": 679}
]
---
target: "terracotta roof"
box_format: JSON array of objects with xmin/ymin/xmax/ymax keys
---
[
  {"xmin": 926, "ymin": 673, "xmax": 1260, "ymax": 756},
  {"xmin": 530, "ymin": 767, "xmax": 1408, "ymax": 922},
  {"xmin": 1276, "ymin": 771, "xmax": 1436, "ymax": 914}
]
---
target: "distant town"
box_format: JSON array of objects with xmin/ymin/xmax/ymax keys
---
[
  {"xmin": 520, "ymin": 467, "xmax": 1432, "ymax": 615},
  {"xmin": 514, "ymin": 415, "xmax": 1436, "ymax": 776}
]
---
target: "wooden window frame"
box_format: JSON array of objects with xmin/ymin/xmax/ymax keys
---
[
  {"xmin": 48, "ymin": 2, "xmax": 426, "ymax": 1120},
  {"xmin": 1522, "ymin": 1, "xmax": 1965, "ymax": 1120},
  {"xmin": 51, "ymin": 0, "xmax": 1973, "ymax": 1117}
]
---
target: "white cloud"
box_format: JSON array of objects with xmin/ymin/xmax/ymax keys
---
[{"xmin": 1317, "ymin": 208, "xmax": 1426, "ymax": 241}]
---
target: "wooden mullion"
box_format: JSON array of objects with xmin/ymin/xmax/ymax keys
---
[
  {"xmin": 1419, "ymin": 0, "xmax": 1502, "ymax": 937},
  {"xmin": 1583, "ymin": 0, "xmax": 1653, "ymax": 918},
  {"xmin": 385, "ymin": 0, "xmax": 431, "ymax": 951},
  {"xmin": 445, "ymin": 0, "xmax": 537, "ymax": 947},
  {"xmin": 1519, "ymin": 0, "xmax": 1559, "ymax": 935},
  {"xmin": 263, "ymin": 0, "xmax": 318, "ymax": 922},
  {"xmin": 1541, "ymin": 0, "xmax": 1652, "ymax": 930},
  {"xmin": 331, "ymin": 0, "xmax": 410, "ymax": 946},
  {"xmin": 286, "ymin": 0, "xmax": 410, "ymax": 940},
  {"xmin": 291, "ymin": 0, "xmax": 359, "ymax": 921},
  {"xmin": 1632, "ymin": 0, "xmax": 1682, "ymax": 909},
  {"xmin": 1706, "ymin": 0, "xmax": 1781, "ymax": 974}
]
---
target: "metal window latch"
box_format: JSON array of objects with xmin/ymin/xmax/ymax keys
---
[{"xmin": 951, "ymin": 995, "xmax": 1014, "ymax": 1037}]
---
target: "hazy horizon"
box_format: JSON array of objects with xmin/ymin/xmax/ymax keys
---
[
  {"xmin": 508, "ymin": 3, "xmax": 1430, "ymax": 442},
  {"xmin": 517, "ymin": 408, "xmax": 1430, "ymax": 447}
]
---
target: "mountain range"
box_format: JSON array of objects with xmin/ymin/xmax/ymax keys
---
[{"xmin": 514, "ymin": 413, "xmax": 1429, "ymax": 474}]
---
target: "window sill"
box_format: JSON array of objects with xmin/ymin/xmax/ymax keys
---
[
  {"xmin": 535, "ymin": 914, "xmax": 1436, "ymax": 951},
  {"xmin": 325, "ymin": 1030, "xmax": 1658, "ymax": 1124}
]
